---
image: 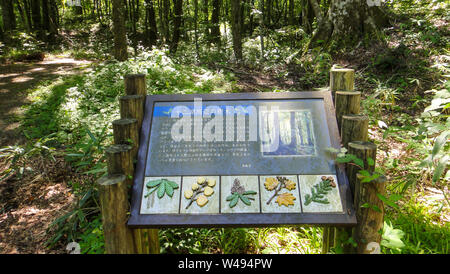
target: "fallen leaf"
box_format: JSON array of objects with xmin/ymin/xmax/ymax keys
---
[{"xmin": 276, "ymin": 192, "xmax": 296, "ymax": 207}]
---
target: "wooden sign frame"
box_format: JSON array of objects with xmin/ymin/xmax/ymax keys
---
[{"xmin": 127, "ymin": 91, "xmax": 357, "ymax": 228}]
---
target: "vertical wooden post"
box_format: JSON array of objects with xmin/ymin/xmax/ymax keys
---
[
  {"xmin": 120, "ymin": 95, "xmax": 145, "ymax": 131},
  {"xmin": 330, "ymin": 68, "xmax": 355, "ymax": 99},
  {"xmin": 97, "ymin": 144, "xmax": 135, "ymax": 254},
  {"xmin": 97, "ymin": 174, "xmax": 135, "ymax": 254},
  {"xmin": 334, "ymin": 91, "xmax": 361, "ymax": 130},
  {"xmin": 113, "ymin": 118, "xmax": 139, "ymax": 158},
  {"xmin": 121, "ymin": 74, "xmax": 160, "ymax": 254},
  {"xmin": 323, "ymin": 67, "xmax": 357, "ymax": 254},
  {"xmin": 321, "ymin": 226, "xmax": 335, "ymax": 254},
  {"xmin": 340, "ymin": 114, "xmax": 369, "ymax": 148},
  {"xmin": 348, "ymin": 141, "xmax": 386, "ymax": 254},
  {"xmin": 124, "ymin": 74, "xmax": 147, "ymax": 96}
]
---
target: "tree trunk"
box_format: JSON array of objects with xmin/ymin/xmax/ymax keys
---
[
  {"xmin": 49, "ymin": 0, "xmax": 59, "ymax": 36},
  {"xmin": 310, "ymin": 0, "xmax": 389, "ymax": 47},
  {"xmin": 162, "ymin": 0, "xmax": 170, "ymax": 43},
  {"xmin": 170, "ymin": 0, "xmax": 183, "ymax": 53},
  {"xmin": 210, "ymin": 0, "xmax": 220, "ymax": 45},
  {"xmin": 1, "ymin": 0, "xmax": 16, "ymax": 32},
  {"xmin": 230, "ymin": 0, "xmax": 242, "ymax": 62},
  {"xmin": 301, "ymin": 0, "xmax": 314, "ymax": 34},
  {"xmin": 288, "ymin": 0, "xmax": 295, "ymax": 25},
  {"xmin": 23, "ymin": 0, "xmax": 33, "ymax": 31},
  {"xmin": 145, "ymin": 0, "xmax": 158, "ymax": 46},
  {"xmin": 31, "ymin": 0, "xmax": 44, "ymax": 39},
  {"xmin": 112, "ymin": 0, "xmax": 128, "ymax": 61},
  {"xmin": 203, "ymin": 0, "xmax": 209, "ymax": 38}
]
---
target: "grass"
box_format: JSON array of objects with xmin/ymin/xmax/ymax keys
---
[
  {"xmin": 384, "ymin": 195, "xmax": 449, "ymax": 254},
  {"xmin": 2, "ymin": 0, "xmax": 448, "ymax": 254},
  {"xmin": 159, "ymin": 226, "xmax": 323, "ymax": 254}
]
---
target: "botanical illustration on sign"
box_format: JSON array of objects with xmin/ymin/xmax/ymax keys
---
[
  {"xmin": 226, "ymin": 178, "xmax": 257, "ymax": 208},
  {"xmin": 265, "ymin": 176, "xmax": 297, "ymax": 207},
  {"xmin": 145, "ymin": 179, "xmax": 179, "ymax": 199},
  {"xmin": 184, "ymin": 177, "xmax": 216, "ymax": 209},
  {"xmin": 304, "ymin": 176, "xmax": 336, "ymax": 206}
]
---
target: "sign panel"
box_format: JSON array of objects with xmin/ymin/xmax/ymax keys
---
[{"xmin": 128, "ymin": 92, "xmax": 356, "ymax": 227}]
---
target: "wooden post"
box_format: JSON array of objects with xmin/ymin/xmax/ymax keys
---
[
  {"xmin": 340, "ymin": 114, "xmax": 369, "ymax": 148},
  {"xmin": 98, "ymin": 174, "xmax": 135, "ymax": 254},
  {"xmin": 120, "ymin": 74, "xmax": 159, "ymax": 254},
  {"xmin": 120, "ymin": 95, "xmax": 145, "ymax": 131},
  {"xmin": 124, "ymin": 74, "xmax": 147, "ymax": 96},
  {"xmin": 113, "ymin": 118, "xmax": 139, "ymax": 158},
  {"xmin": 105, "ymin": 144, "xmax": 133, "ymax": 183},
  {"xmin": 330, "ymin": 68, "xmax": 355, "ymax": 99},
  {"xmin": 321, "ymin": 226, "xmax": 335, "ymax": 254},
  {"xmin": 348, "ymin": 141, "xmax": 385, "ymax": 254},
  {"xmin": 323, "ymin": 68, "xmax": 357, "ymax": 254},
  {"xmin": 334, "ymin": 91, "xmax": 361, "ymax": 130}
]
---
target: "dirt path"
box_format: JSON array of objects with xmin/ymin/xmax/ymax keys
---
[
  {"xmin": 0, "ymin": 55, "xmax": 91, "ymax": 253},
  {"xmin": 0, "ymin": 55, "xmax": 91, "ymax": 146}
]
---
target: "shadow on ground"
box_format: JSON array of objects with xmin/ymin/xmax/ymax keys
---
[{"xmin": 0, "ymin": 57, "xmax": 91, "ymax": 146}]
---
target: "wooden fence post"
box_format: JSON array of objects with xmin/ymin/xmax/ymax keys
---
[
  {"xmin": 120, "ymin": 95, "xmax": 145, "ymax": 131},
  {"xmin": 121, "ymin": 74, "xmax": 160, "ymax": 254},
  {"xmin": 97, "ymin": 144, "xmax": 136, "ymax": 254},
  {"xmin": 340, "ymin": 114, "xmax": 369, "ymax": 149},
  {"xmin": 323, "ymin": 68, "xmax": 357, "ymax": 254},
  {"xmin": 348, "ymin": 141, "xmax": 386, "ymax": 254},
  {"xmin": 97, "ymin": 174, "xmax": 135, "ymax": 254},
  {"xmin": 330, "ymin": 68, "xmax": 355, "ymax": 99},
  {"xmin": 334, "ymin": 91, "xmax": 361, "ymax": 129}
]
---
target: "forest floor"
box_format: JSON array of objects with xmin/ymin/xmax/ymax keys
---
[{"xmin": 0, "ymin": 55, "xmax": 91, "ymax": 253}]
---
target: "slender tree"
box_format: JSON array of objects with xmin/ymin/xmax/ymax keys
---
[
  {"xmin": 112, "ymin": 0, "xmax": 128, "ymax": 61},
  {"xmin": 230, "ymin": 0, "xmax": 242, "ymax": 62},
  {"xmin": 210, "ymin": 0, "xmax": 220, "ymax": 45},
  {"xmin": 145, "ymin": 0, "xmax": 158, "ymax": 46},
  {"xmin": 170, "ymin": 0, "xmax": 183, "ymax": 53},
  {"xmin": 0, "ymin": 0, "xmax": 17, "ymax": 32},
  {"xmin": 288, "ymin": 0, "xmax": 295, "ymax": 25}
]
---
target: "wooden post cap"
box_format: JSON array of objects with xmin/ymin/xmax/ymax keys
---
[
  {"xmin": 330, "ymin": 68, "xmax": 355, "ymax": 96},
  {"xmin": 348, "ymin": 141, "xmax": 377, "ymax": 151},
  {"xmin": 98, "ymin": 174, "xmax": 127, "ymax": 186},
  {"xmin": 124, "ymin": 74, "xmax": 146, "ymax": 96},
  {"xmin": 341, "ymin": 114, "xmax": 369, "ymax": 148},
  {"xmin": 105, "ymin": 144, "xmax": 133, "ymax": 175}
]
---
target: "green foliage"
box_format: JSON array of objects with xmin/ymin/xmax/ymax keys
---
[
  {"xmin": 383, "ymin": 196, "xmax": 450, "ymax": 254},
  {"xmin": 0, "ymin": 134, "xmax": 57, "ymax": 182},
  {"xmin": 78, "ymin": 216, "xmax": 105, "ymax": 254},
  {"xmin": 381, "ymin": 221, "xmax": 406, "ymax": 250}
]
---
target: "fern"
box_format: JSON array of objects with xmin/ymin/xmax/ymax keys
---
[{"xmin": 304, "ymin": 179, "xmax": 333, "ymax": 206}]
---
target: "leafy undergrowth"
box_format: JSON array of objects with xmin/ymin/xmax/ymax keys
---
[{"xmin": 1, "ymin": 0, "xmax": 448, "ymax": 254}]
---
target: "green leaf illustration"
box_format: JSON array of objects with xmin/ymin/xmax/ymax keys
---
[
  {"xmin": 226, "ymin": 193, "xmax": 238, "ymax": 201},
  {"xmin": 304, "ymin": 178, "xmax": 333, "ymax": 206},
  {"xmin": 165, "ymin": 182, "xmax": 174, "ymax": 197},
  {"xmin": 229, "ymin": 195, "xmax": 239, "ymax": 208},
  {"xmin": 145, "ymin": 178, "xmax": 179, "ymax": 199},
  {"xmin": 239, "ymin": 195, "xmax": 251, "ymax": 206},
  {"xmin": 146, "ymin": 179, "xmax": 163, "ymax": 188},
  {"xmin": 157, "ymin": 182, "xmax": 166, "ymax": 198}
]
